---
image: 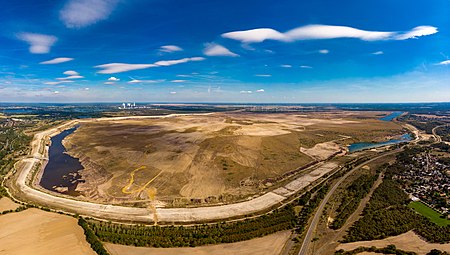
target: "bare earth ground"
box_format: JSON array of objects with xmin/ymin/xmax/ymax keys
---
[
  {"xmin": 337, "ymin": 231, "xmax": 450, "ymax": 255},
  {"xmin": 9, "ymin": 112, "xmax": 406, "ymax": 224},
  {"xmin": 63, "ymin": 112, "xmax": 403, "ymax": 205},
  {"xmin": 105, "ymin": 230, "xmax": 291, "ymax": 255},
  {"xmin": 0, "ymin": 197, "xmax": 19, "ymax": 212},
  {"xmin": 0, "ymin": 208, "xmax": 96, "ymax": 255}
]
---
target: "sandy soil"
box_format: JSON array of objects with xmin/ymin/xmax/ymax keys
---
[
  {"xmin": 63, "ymin": 112, "xmax": 401, "ymax": 204},
  {"xmin": 0, "ymin": 208, "xmax": 96, "ymax": 255},
  {"xmin": 0, "ymin": 197, "xmax": 19, "ymax": 212},
  {"xmin": 105, "ymin": 230, "xmax": 291, "ymax": 255},
  {"xmin": 337, "ymin": 231, "xmax": 450, "ymax": 254},
  {"xmin": 300, "ymin": 141, "xmax": 343, "ymax": 160}
]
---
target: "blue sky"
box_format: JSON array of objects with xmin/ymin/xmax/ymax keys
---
[{"xmin": 0, "ymin": 0, "xmax": 449, "ymax": 103}]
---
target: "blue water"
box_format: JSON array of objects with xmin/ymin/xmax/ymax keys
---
[
  {"xmin": 348, "ymin": 134, "xmax": 412, "ymax": 153},
  {"xmin": 40, "ymin": 126, "xmax": 84, "ymax": 195},
  {"xmin": 379, "ymin": 111, "xmax": 404, "ymax": 121}
]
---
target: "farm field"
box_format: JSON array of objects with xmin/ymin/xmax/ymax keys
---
[
  {"xmin": 0, "ymin": 197, "xmax": 19, "ymax": 212},
  {"xmin": 62, "ymin": 111, "xmax": 405, "ymax": 206},
  {"xmin": 408, "ymin": 201, "xmax": 450, "ymax": 226},
  {"xmin": 0, "ymin": 208, "xmax": 96, "ymax": 255}
]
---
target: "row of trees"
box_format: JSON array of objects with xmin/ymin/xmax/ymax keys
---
[
  {"xmin": 331, "ymin": 174, "xmax": 378, "ymax": 229},
  {"xmin": 82, "ymin": 182, "xmax": 331, "ymax": 248},
  {"xmin": 336, "ymin": 244, "xmax": 417, "ymax": 255},
  {"xmin": 88, "ymin": 204, "xmax": 296, "ymax": 247},
  {"xmin": 78, "ymin": 218, "xmax": 110, "ymax": 255}
]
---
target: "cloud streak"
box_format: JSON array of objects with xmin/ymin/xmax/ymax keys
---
[
  {"xmin": 222, "ymin": 24, "xmax": 438, "ymax": 43},
  {"xmin": 60, "ymin": 0, "xmax": 119, "ymax": 28},
  {"xmin": 128, "ymin": 79, "xmax": 164, "ymax": 84},
  {"xmin": 17, "ymin": 33, "xmax": 57, "ymax": 54},
  {"xmin": 203, "ymin": 43, "xmax": 239, "ymax": 57},
  {"xmin": 159, "ymin": 45, "xmax": 183, "ymax": 52},
  {"xmin": 40, "ymin": 57, "xmax": 74, "ymax": 64},
  {"xmin": 437, "ymin": 60, "xmax": 450, "ymax": 65},
  {"xmin": 63, "ymin": 70, "xmax": 79, "ymax": 75},
  {"xmin": 95, "ymin": 57, "xmax": 206, "ymax": 74},
  {"xmin": 57, "ymin": 75, "xmax": 84, "ymax": 80}
]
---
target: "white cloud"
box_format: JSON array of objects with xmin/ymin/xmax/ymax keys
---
[
  {"xmin": 203, "ymin": 43, "xmax": 239, "ymax": 57},
  {"xmin": 280, "ymin": 64, "xmax": 292, "ymax": 68},
  {"xmin": 395, "ymin": 26, "xmax": 438, "ymax": 40},
  {"xmin": 108, "ymin": 76, "xmax": 120, "ymax": 81},
  {"xmin": 44, "ymin": 80, "xmax": 74, "ymax": 85},
  {"xmin": 437, "ymin": 60, "xmax": 450, "ymax": 65},
  {"xmin": 17, "ymin": 33, "xmax": 57, "ymax": 54},
  {"xmin": 255, "ymin": 74, "xmax": 271, "ymax": 77},
  {"xmin": 160, "ymin": 45, "xmax": 183, "ymax": 52},
  {"xmin": 40, "ymin": 57, "xmax": 74, "ymax": 64},
  {"xmin": 104, "ymin": 81, "xmax": 115, "ymax": 85},
  {"xmin": 222, "ymin": 28, "xmax": 288, "ymax": 43},
  {"xmin": 54, "ymin": 91, "xmax": 60, "ymax": 94},
  {"xmin": 285, "ymin": 25, "xmax": 394, "ymax": 41},
  {"xmin": 60, "ymin": 0, "xmax": 119, "ymax": 28},
  {"xmin": 128, "ymin": 79, "xmax": 163, "ymax": 84},
  {"xmin": 171, "ymin": 80, "xmax": 186, "ymax": 83},
  {"xmin": 96, "ymin": 57, "xmax": 205, "ymax": 74},
  {"xmin": 95, "ymin": 63, "xmax": 156, "ymax": 74},
  {"xmin": 372, "ymin": 51, "xmax": 384, "ymax": 55},
  {"xmin": 222, "ymin": 24, "xmax": 438, "ymax": 43},
  {"xmin": 154, "ymin": 57, "xmax": 205, "ymax": 66},
  {"xmin": 300, "ymin": 65, "xmax": 313, "ymax": 69},
  {"xmin": 84, "ymin": 87, "xmax": 90, "ymax": 90},
  {"xmin": 63, "ymin": 70, "xmax": 79, "ymax": 75},
  {"xmin": 240, "ymin": 90, "xmax": 253, "ymax": 94},
  {"xmin": 57, "ymin": 75, "xmax": 84, "ymax": 80},
  {"xmin": 256, "ymin": 89, "xmax": 265, "ymax": 93},
  {"xmin": 169, "ymin": 91, "xmax": 177, "ymax": 94},
  {"xmin": 319, "ymin": 49, "xmax": 329, "ymax": 54}
]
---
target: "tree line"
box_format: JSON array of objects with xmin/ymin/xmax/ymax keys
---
[{"xmin": 331, "ymin": 174, "xmax": 378, "ymax": 230}]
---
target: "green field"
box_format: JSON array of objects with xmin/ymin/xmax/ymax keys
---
[{"xmin": 408, "ymin": 201, "xmax": 450, "ymax": 226}]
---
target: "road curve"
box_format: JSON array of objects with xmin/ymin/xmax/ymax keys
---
[
  {"xmin": 432, "ymin": 124, "xmax": 449, "ymax": 143},
  {"xmin": 11, "ymin": 115, "xmax": 338, "ymax": 224},
  {"xmin": 298, "ymin": 149, "xmax": 402, "ymax": 255}
]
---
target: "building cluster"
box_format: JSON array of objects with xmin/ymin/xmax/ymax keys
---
[
  {"xmin": 395, "ymin": 153, "xmax": 450, "ymax": 215},
  {"xmin": 119, "ymin": 102, "xmax": 137, "ymax": 109}
]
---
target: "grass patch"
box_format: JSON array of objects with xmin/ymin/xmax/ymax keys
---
[{"xmin": 408, "ymin": 201, "xmax": 450, "ymax": 227}]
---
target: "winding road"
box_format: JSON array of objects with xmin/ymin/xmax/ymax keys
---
[{"xmin": 432, "ymin": 124, "xmax": 449, "ymax": 143}]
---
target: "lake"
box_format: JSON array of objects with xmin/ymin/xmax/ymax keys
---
[
  {"xmin": 348, "ymin": 133, "xmax": 412, "ymax": 153},
  {"xmin": 39, "ymin": 126, "xmax": 84, "ymax": 196}
]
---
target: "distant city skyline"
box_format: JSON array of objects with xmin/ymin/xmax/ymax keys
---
[{"xmin": 0, "ymin": 0, "xmax": 449, "ymax": 103}]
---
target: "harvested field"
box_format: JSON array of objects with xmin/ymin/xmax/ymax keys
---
[
  {"xmin": 0, "ymin": 197, "xmax": 19, "ymax": 212},
  {"xmin": 58, "ymin": 112, "xmax": 403, "ymax": 205},
  {"xmin": 105, "ymin": 230, "xmax": 290, "ymax": 255},
  {"xmin": 0, "ymin": 208, "xmax": 96, "ymax": 255},
  {"xmin": 336, "ymin": 231, "xmax": 450, "ymax": 255}
]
